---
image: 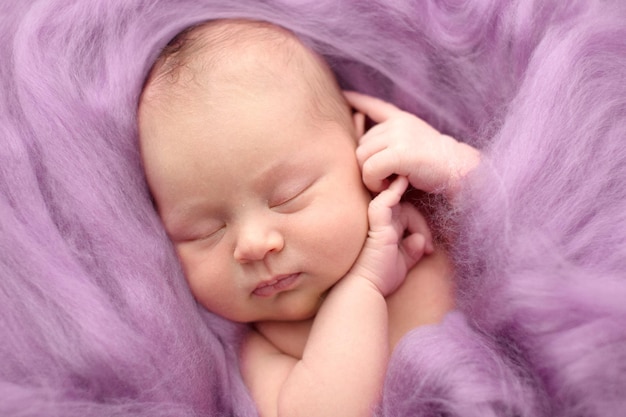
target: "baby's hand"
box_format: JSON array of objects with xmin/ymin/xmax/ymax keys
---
[
  {"xmin": 345, "ymin": 91, "xmax": 480, "ymax": 197},
  {"xmin": 349, "ymin": 176, "xmax": 433, "ymax": 296}
]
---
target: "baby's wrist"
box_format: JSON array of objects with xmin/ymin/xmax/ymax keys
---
[
  {"xmin": 442, "ymin": 136, "xmax": 481, "ymax": 199},
  {"xmin": 339, "ymin": 271, "xmax": 388, "ymax": 298}
]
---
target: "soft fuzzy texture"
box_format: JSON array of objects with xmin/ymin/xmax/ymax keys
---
[{"xmin": 2, "ymin": 0, "xmax": 625, "ymax": 416}]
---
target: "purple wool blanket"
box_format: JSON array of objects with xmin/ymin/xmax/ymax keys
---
[{"xmin": 1, "ymin": 0, "xmax": 625, "ymax": 416}]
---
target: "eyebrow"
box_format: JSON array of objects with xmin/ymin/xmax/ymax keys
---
[
  {"xmin": 160, "ymin": 203, "xmax": 202, "ymax": 237},
  {"xmin": 255, "ymin": 159, "xmax": 299, "ymax": 188}
]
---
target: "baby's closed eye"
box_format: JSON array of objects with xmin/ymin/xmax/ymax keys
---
[
  {"xmin": 268, "ymin": 178, "xmax": 317, "ymax": 213},
  {"xmin": 193, "ymin": 224, "xmax": 226, "ymax": 242},
  {"xmin": 170, "ymin": 220, "xmax": 226, "ymax": 245}
]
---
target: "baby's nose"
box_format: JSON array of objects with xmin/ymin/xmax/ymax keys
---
[{"xmin": 233, "ymin": 225, "xmax": 284, "ymax": 263}]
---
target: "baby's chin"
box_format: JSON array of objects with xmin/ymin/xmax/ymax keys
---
[{"xmin": 252, "ymin": 292, "xmax": 329, "ymax": 324}]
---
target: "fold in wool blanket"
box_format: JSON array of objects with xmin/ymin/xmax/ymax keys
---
[{"xmin": 1, "ymin": 1, "xmax": 625, "ymax": 416}]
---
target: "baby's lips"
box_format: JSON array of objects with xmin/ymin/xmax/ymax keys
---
[{"xmin": 252, "ymin": 273, "xmax": 301, "ymax": 297}]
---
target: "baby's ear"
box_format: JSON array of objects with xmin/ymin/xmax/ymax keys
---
[{"xmin": 352, "ymin": 111, "xmax": 366, "ymax": 138}]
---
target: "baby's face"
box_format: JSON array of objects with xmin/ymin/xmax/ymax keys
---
[{"xmin": 139, "ymin": 81, "xmax": 371, "ymax": 323}]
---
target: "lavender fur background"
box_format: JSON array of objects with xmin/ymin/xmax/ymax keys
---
[{"xmin": 1, "ymin": 0, "xmax": 625, "ymax": 416}]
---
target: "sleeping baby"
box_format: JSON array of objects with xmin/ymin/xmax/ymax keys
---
[{"xmin": 137, "ymin": 19, "xmax": 479, "ymax": 417}]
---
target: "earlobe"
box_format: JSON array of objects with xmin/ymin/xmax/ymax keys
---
[{"xmin": 352, "ymin": 111, "xmax": 366, "ymax": 137}]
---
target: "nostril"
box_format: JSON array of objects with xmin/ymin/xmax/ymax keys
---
[{"xmin": 234, "ymin": 229, "xmax": 284, "ymax": 263}]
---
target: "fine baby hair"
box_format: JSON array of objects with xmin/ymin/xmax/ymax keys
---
[{"xmin": 142, "ymin": 19, "xmax": 350, "ymax": 128}]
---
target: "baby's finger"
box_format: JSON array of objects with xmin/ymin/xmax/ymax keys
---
[
  {"xmin": 361, "ymin": 149, "xmax": 402, "ymax": 193},
  {"xmin": 400, "ymin": 233, "xmax": 427, "ymax": 269},
  {"xmin": 367, "ymin": 176, "xmax": 408, "ymax": 231},
  {"xmin": 352, "ymin": 110, "xmax": 389, "ymax": 173},
  {"xmin": 372, "ymin": 175, "xmax": 408, "ymax": 208},
  {"xmin": 386, "ymin": 175, "xmax": 409, "ymax": 201},
  {"xmin": 355, "ymin": 127, "xmax": 388, "ymax": 171},
  {"xmin": 398, "ymin": 202, "xmax": 434, "ymax": 254},
  {"xmin": 344, "ymin": 91, "xmax": 403, "ymax": 124}
]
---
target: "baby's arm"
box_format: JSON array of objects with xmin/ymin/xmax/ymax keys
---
[
  {"xmin": 241, "ymin": 177, "xmax": 432, "ymax": 417},
  {"xmin": 344, "ymin": 91, "xmax": 480, "ymax": 198}
]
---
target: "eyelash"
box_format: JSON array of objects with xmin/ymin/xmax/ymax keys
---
[
  {"xmin": 270, "ymin": 181, "xmax": 314, "ymax": 209},
  {"xmin": 199, "ymin": 226, "xmax": 225, "ymax": 240},
  {"xmin": 271, "ymin": 192, "xmax": 300, "ymax": 208},
  {"xmin": 180, "ymin": 224, "xmax": 224, "ymax": 244}
]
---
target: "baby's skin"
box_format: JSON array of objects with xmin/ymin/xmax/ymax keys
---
[
  {"xmin": 138, "ymin": 20, "xmax": 479, "ymax": 417},
  {"xmin": 240, "ymin": 93, "xmax": 478, "ymax": 417}
]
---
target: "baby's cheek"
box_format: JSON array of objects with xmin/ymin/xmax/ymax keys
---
[
  {"xmin": 326, "ymin": 207, "xmax": 369, "ymax": 274},
  {"xmin": 175, "ymin": 244, "xmax": 219, "ymax": 299},
  {"xmin": 178, "ymin": 248, "xmax": 240, "ymax": 320},
  {"xmin": 175, "ymin": 249, "xmax": 204, "ymax": 298},
  {"xmin": 173, "ymin": 244, "xmax": 197, "ymax": 277}
]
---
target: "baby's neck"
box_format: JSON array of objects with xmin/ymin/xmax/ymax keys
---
[{"xmin": 254, "ymin": 318, "xmax": 313, "ymax": 359}]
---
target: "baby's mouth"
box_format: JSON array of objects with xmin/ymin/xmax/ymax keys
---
[{"xmin": 253, "ymin": 273, "xmax": 301, "ymax": 297}]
